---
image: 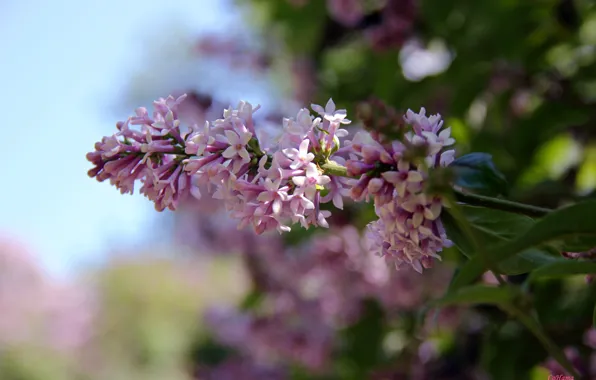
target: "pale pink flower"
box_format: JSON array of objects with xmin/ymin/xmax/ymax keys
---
[
  {"xmin": 311, "ymin": 98, "xmax": 351, "ymax": 125},
  {"xmin": 381, "ymin": 159, "xmax": 424, "ymax": 197},
  {"xmin": 283, "ymin": 139, "xmax": 315, "ymax": 169},
  {"xmin": 292, "ymin": 163, "xmax": 331, "ymax": 199},
  {"xmin": 222, "ymin": 130, "xmax": 252, "ymax": 162}
]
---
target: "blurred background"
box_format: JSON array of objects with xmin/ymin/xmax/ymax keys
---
[{"xmin": 1, "ymin": 0, "xmax": 596, "ymax": 379}]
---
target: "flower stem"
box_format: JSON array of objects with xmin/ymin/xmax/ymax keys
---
[
  {"xmin": 321, "ymin": 160, "xmax": 349, "ymax": 177},
  {"xmin": 452, "ymin": 189, "xmax": 552, "ymax": 218},
  {"xmin": 503, "ymin": 304, "xmax": 581, "ymax": 378}
]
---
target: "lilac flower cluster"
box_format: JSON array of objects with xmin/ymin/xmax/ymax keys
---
[
  {"xmin": 87, "ymin": 95, "xmax": 195, "ymax": 211},
  {"xmin": 289, "ymin": 0, "xmax": 416, "ymax": 51},
  {"xmin": 88, "ymin": 94, "xmax": 457, "ymax": 272},
  {"xmin": 88, "ymin": 95, "xmax": 352, "ymax": 233},
  {"xmin": 346, "ymin": 108, "xmax": 456, "ymax": 272},
  {"xmin": 195, "ymin": 357, "xmax": 286, "ymax": 380},
  {"xmin": 365, "ymin": 0, "xmax": 417, "ymax": 51},
  {"xmin": 205, "ymin": 299, "xmax": 334, "ymax": 372}
]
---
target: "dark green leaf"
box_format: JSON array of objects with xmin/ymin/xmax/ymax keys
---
[
  {"xmin": 555, "ymin": 235, "xmax": 596, "ymax": 253},
  {"xmin": 450, "ymin": 152, "xmax": 508, "ymax": 196},
  {"xmin": 528, "ymin": 261, "xmax": 596, "ymax": 282},
  {"xmin": 500, "ymin": 249, "xmax": 562, "ymax": 275},
  {"xmin": 431, "ymin": 285, "xmax": 518, "ymax": 307},
  {"xmin": 338, "ymin": 299, "xmax": 385, "ymax": 380},
  {"xmin": 443, "ymin": 206, "xmax": 557, "ymax": 275},
  {"xmin": 451, "ymin": 200, "xmax": 596, "ymax": 291}
]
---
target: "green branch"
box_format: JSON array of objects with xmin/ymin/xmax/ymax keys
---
[
  {"xmin": 453, "ymin": 189, "xmax": 552, "ymax": 218},
  {"xmin": 320, "ymin": 161, "xmax": 552, "ymax": 218},
  {"xmin": 321, "ymin": 160, "xmax": 349, "ymax": 177}
]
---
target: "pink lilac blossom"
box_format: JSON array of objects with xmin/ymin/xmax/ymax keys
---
[
  {"xmin": 293, "ymin": 226, "xmax": 455, "ymax": 322},
  {"xmin": 0, "ymin": 236, "xmax": 93, "ymax": 354},
  {"xmin": 205, "ymin": 300, "xmax": 334, "ymax": 373},
  {"xmin": 543, "ymin": 347, "xmax": 587, "ymax": 377},
  {"xmin": 287, "ymin": 0, "xmax": 415, "ymax": 50},
  {"xmin": 345, "ymin": 108, "xmax": 455, "ymax": 273},
  {"xmin": 326, "ymin": 0, "xmax": 365, "ymax": 27},
  {"xmin": 195, "ymin": 35, "xmax": 271, "ymax": 72},
  {"xmin": 195, "ymin": 357, "xmax": 287, "ymax": 380},
  {"xmin": 88, "ymin": 95, "xmax": 353, "ymax": 235},
  {"xmin": 366, "ymin": 0, "xmax": 417, "ymax": 51},
  {"xmin": 540, "ymin": 328, "xmax": 596, "ymax": 377},
  {"xmin": 88, "ymin": 95, "xmax": 458, "ymax": 274}
]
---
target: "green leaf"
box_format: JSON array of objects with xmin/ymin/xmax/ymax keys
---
[
  {"xmin": 239, "ymin": 289, "xmax": 264, "ymax": 311},
  {"xmin": 443, "ymin": 206, "xmax": 557, "ymax": 275},
  {"xmin": 500, "ymin": 249, "xmax": 562, "ymax": 275},
  {"xmin": 431, "ymin": 285, "xmax": 518, "ymax": 307},
  {"xmin": 451, "ymin": 200, "xmax": 596, "ymax": 291},
  {"xmin": 555, "ymin": 235, "xmax": 596, "ymax": 253},
  {"xmin": 450, "ymin": 152, "xmax": 508, "ymax": 196},
  {"xmin": 528, "ymin": 261, "xmax": 596, "ymax": 282},
  {"xmin": 338, "ymin": 299, "xmax": 385, "ymax": 380}
]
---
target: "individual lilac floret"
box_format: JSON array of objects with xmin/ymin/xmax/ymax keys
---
[{"xmin": 345, "ymin": 108, "xmax": 455, "ymax": 273}]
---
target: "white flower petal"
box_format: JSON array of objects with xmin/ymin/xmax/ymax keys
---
[
  {"xmin": 224, "ymin": 130, "xmax": 239, "ymax": 145},
  {"xmin": 292, "ymin": 176, "xmax": 307, "ymax": 186},
  {"xmin": 305, "ymin": 163, "xmax": 318, "ymax": 177},
  {"xmin": 317, "ymin": 175, "xmax": 331, "ymax": 186},
  {"xmin": 407, "ymin": 171, "xmax": 423, "ymax": 183},
  {"xmin": 240, "ymin": 131, "xmax": 253, "ymax": 145},
  {"xmin": 238, "ymin": 148, "xmax": 250, "ymax": 161},
  {"xmin": 222, "ymin": 146, "xmax": 237, "ymax": 159},
  {"xmin": 299, "ymin": 139, "xmax": 310, "ymax": 155},
  {"xmin": 333, "ymin": 193, "xmax": 344, "ymax": 210},
  {"xmin": 311, "ymin": 104, "xmax": 325, "ymax": 115},
  {"xmin": 412, "ymin": 212, "xmax": 424, "ymax": 228},
  {"xmin": 401, "ymin": 199, "xmax": 418, "ymax": 213},
  {"xmin": 272, "ymin": 199, "xmax": 282, "ymax": 215},
  {"xmin": 325, "ymin": 98, "xmax": 336, "ymax": 113},
  {"xmin": 382, "ymin": 171, "xmax": 401, "ymax": 184}
]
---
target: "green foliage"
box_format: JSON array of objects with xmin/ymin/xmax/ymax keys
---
[
  {"xmin": 450, "ymin": 153, "xmax": 508, "ymax": 196},
  {"xmin": 443, "ymin": 205, "xmax": 560, "ymax": 275},
  {"xmin": 452, "ymin": 200, "xmax": 596, "ymax": 290},
  {"xmin": 0, "ymin": 346, "xmax": 71, "ymax": 380},
  {"xmin": 240, "ymin": 0, "xmax": 596, "ymax": 375},
  {"xmin": 431, "ymin": 285, "xmax": 520, "ymax": 308},
  {"xmin": 528, "ymin": 261, "xmax": 596, "ymax": 281},
  {"xmin": 336, "ymin": 300, "xmax": 386, "ymax": 380}
]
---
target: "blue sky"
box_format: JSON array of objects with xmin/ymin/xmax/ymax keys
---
[{"xmin": 0, "ymin": 0, "xmax": 257, "ymax": 278}]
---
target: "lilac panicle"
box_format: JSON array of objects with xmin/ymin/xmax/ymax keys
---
[
  {"xmin": 345, "ymin": 107, "xmax": 455, "ymax": 273},
  {"xmin": 87, "ymin": 95, "xmax": 353, "ymax": 236},
  {"xmin": 88, "ymin": 94, "xmax": 460, "ymax": 273},
  {"xmin": 87, "ymin": 94, "xmax": 195, "ymax": 211}
]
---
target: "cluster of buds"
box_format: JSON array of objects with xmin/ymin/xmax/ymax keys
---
[{"xmin": 87, "ymin": 95, "xmax": 456, "ymax": 272}]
